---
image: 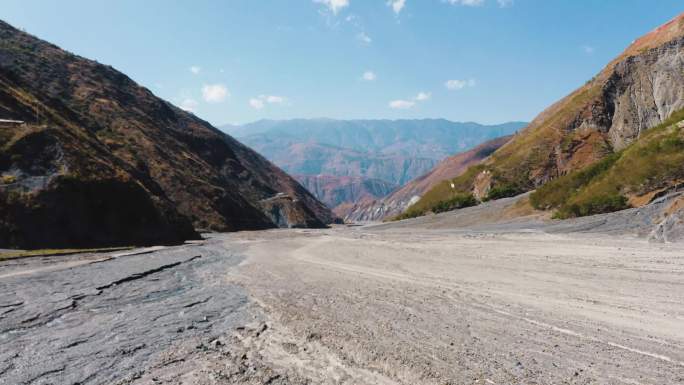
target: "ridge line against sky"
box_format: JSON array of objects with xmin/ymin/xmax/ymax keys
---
[{"xmin": 2, "ymin": 1, "xmax": 683, "ymax": 126}]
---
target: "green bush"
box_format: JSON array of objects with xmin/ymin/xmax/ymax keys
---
[
  {"xmin": 430, "ymin": 193, "xmax": 478, "ymax": 214},
  {"xmin": 529, "ymin": 153, "xmax": 620, "ymax": 210},
  {"xmin": 485, "ymin": 183, "xmax": 523, "ymax": 201},
  {"xmin": 554, "ymin": 194, "xmax": 630, "ymax": 219},
  {"xmin": 393, "ymin": 193, "xmax": 478, "ymax": 221},
  {"xmin": 392, "ymin": 210, "xmax": 421, "ymax": 221},
  {"xmin": 403, "ymin": 165, "xmax": 485, "ymax": 217}
]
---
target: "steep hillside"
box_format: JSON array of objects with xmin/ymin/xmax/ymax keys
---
[
  {"xmin": 294, "ymin": 174, "xmax": 397, "ymax": 218},
  {"xmin": 223, "ymin": 119, "xmax": 524, "ymax": 186},
  {"xmin": 403, "ymin": 13, "xmax": 684, "ymax": 219},
  {"xmin": 346, "ymin": 136, "xmax": 511, "ymax": 222},
  {"xmin": 530, "ymin": 108, "xmax": 684, "ymax": 218},
  {"xmin": 0, "ymin": 20, "xmax": 334, "ymax": 248}
]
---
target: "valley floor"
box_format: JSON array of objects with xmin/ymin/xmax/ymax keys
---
[{"xmin": 1, "ymin": 222, "xmax": 683, "ymax": 384}]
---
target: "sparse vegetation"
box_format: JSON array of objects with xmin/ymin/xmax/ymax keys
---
[
  {"xmin": 431, "ymin": 193, "xmax": 478, "ymax": 214},
  {"xmin": 395, "ymin": 192, "xmax": 477, "ymax": 220},
  {"xmin": 1, "ymin": 174, "xmax": 17, "ymax": 184},
  {"xmin": 397, "ymin": 165, "xmax": 485, "ymax": 219},
  {"xmin": 530, "ymin": 153, "xmax": 621, "ymax": 210},
  {"xmin": 553, "ymin": 194, "xmax": 629, "ymax": 219},
  {"xmin": 531, "ymin": 108, "xmax": 684, "ymax": 218},
  {"xmin": 394, "ymin": 85, "xmax": 605, "ymax": 221},
  {"xmin": 484, "ymin": 183, "xmax": 524, "ymax": 201},
  {"xmin": 398, "ymin": 107, "xmax": 684, "ymax": 222}
]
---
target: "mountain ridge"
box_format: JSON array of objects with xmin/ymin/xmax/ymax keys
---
[
  {"xmin": 402, "ymin": 13, "xmax": 684, "ymax": 219},
  {"xmin": 0, "ymin": 19, "xmax": 335, "ymax": 248},
  {"xmin": 223, "ymin": 119, "xmax": 525, "ymax": 187}
]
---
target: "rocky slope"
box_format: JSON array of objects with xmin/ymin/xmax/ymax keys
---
[
  {"xmin": 294, "ymin": 174, "xmax": 397, "ymax": 218},
  {"xmin": 529, "ymin": 109, "xmax": 684, "ymax": 219},
  {"xmin": 223, "ymin": 119, "xmax": 524, "ymax": 186},
  {"xmin": 345, "ymin": 136, "xmax": 511, "ymax": 222},
  {"xmin": 0, "ymin": 20, "xmax": 335, "ymax": 249},
  {"xmin": 405, "ymin": 13, "xmax": 684, "ymax": 219}
]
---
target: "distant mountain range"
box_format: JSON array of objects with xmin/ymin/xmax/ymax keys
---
[
  {"xmin": 346, "ymin": 135, "xmax": 512, "ymax": 222},
  {"xmin": 222, "ymin": 119, "xmax": 525, "ymax": 214},
  {"xmin": 0, "ymin": 20, "xmax": 335, "ymax": 248},
  {"xmin": 221, "ymin": 119, "xmax": 526, "ymax": 176}
]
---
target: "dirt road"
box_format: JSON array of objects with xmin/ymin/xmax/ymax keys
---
[{"xmin": 1, "ymin": 224, "xmax": 683, "ymax": 384}]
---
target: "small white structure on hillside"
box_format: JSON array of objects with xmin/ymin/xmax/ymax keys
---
[{"xmin": 0, "ymin": 119, "xmax": 25, "ymax": 128}]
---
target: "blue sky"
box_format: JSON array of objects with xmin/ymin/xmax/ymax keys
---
[{"xmin": 3, "ymin": 1, "xmax": 683, "ymax": 126}]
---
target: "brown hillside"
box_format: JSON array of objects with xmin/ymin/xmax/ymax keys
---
[
  {"xmin": 0, "ymin": 20, "xmax": 335, "ymax": 248},
  {"xmin": 406, "ymin": 13, "xmax": 684, "ymax": 219},
  {"xmin": 294, "ymin": 174, "xmax": 397, "ymax": 218}
]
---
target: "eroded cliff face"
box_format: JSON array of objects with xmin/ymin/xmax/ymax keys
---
[
  {"xmin": 479, "ymin": 14, "xmax": 684, "ymax": 189},
  {"xmin": 538, "ymin": 37, "xmax": 684, "ymax": 184},
  {"xmin": 605, "ymin": 37, "xmax": 684, "ymax": 149},
  {"xmin": 537, "ymin": 37, "xmax": 683, "ymax": 186}
]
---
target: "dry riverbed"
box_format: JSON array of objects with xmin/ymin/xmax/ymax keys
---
[{"xmin": 1, "ymin": 223, "xmax": 683, "ymax": 384}]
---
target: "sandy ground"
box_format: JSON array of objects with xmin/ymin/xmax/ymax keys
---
[
  {"xmin": 230, "ymin": 227, "xmax": 684, "ymax": 384},
  {"xmin": 1, "ymin": 219, "xmax": 683, "ymax": 384}
]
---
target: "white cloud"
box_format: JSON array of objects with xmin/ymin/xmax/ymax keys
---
[
  {"xmin": 389, "ymin": 91, "xmax": 431, "ymax": 110},
  {"xmin": 314, "ymin": 0, "xmax": 349, "ymax": 15},
  {"xmin": 362, "ymin": 71, "xmax": 376, "ymax": 81},
  {"xmin": 249, "ymin": 94, "xmax": 288, "ymax": 109},
  {"xmin": 497, "ymin": 0, "xmax": 513, "ymax": 7},
  {"xmin": 179, "ymin": 98, "xmax": 199, "ymax": 112},
  {"xmin": 415, "ymin": 91, "xmax": 431, "ymax": 101},
  {"xmin": 264, "ymin": 95, "xmax": 286, "ymax": 104},
  {"xmin": 445, "ymin": 78, "xmax": 476, "ymax": 90},
  {"xmin": 249, "ymin": 98, "xmax": 265, "ymax": 110},
  {"xmin": 582, "ymin": 45, "xmax": 595, "ymax": 54},
  {"xmin": 201, "ymin": 84, "xmax": 229, "ymax": 103},
  {"xmin": 445, "ymin": 0, "xmax": 484, "ymax": 6},
  {"xmin": 357, "ymin": 31, "xmax": 372, "ymax": 44},
  {"xmin": 389, "ymin": 100, "xmax": 415, "ymax": 109},
  {"xmin": 189, "ymin": 66, "xmax": 201, "ymax": 75},
  {"xmin": 387, "ymin": 0, "xmax": 406, "ymax": 14}
]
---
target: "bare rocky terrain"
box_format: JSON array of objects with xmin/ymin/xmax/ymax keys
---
[{"xmin": 2, "ymin": 201, "xmax": 683, "ymax": 384}]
